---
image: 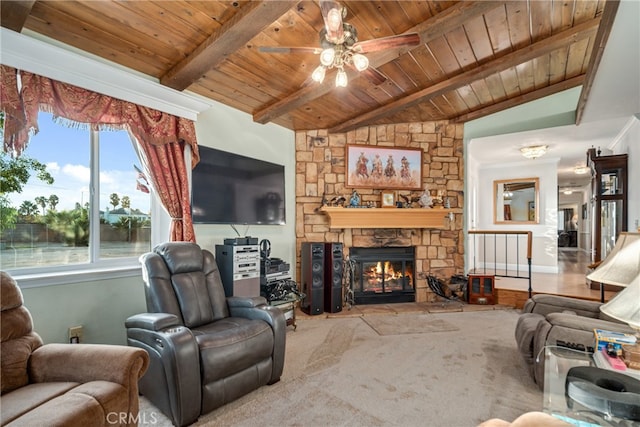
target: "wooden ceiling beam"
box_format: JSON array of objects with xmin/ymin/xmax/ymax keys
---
[
  {"xmin": 575, "ymin": 0, "xmax": 621, "ymax": 125},
  {"xmin": 252, "ymin": 0, "xmax": 503, "ymax": 125},
  {"xmin": 329, "ymin": 18, "xmax": 600, "ymax": 133},
  {"xmin": 451, "ymin": 75, "xmax": 585, "ymax": 124},
  {"xmin": 160, "ymin": 1, "xmax": 297, "ymax": 91},
  {"xmin": 0, "ymin": 0, "xmax": 36, "ymax": 32}
]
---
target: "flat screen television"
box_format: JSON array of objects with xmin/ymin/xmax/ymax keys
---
[{"xmin": 191, "ymin": 146, "xmax": 285, "ymax": 225}]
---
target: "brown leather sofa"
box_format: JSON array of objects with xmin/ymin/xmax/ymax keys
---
[
  {"xmin": 126, "ymin": 242, "xmax": 286, "ymax": 427},
  {"xmin": 515, "ymin": 294, "xmax": 633, "ymax": 388},
  {"xmin": 0, "ymin": 271, "xmax": 149, "ymax": 427}
]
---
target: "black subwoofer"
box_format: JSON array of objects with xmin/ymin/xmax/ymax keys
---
[
  {"xmin": 301, "ymin": 242, "xmax": 324, "ymax": 315},
  {"xmin": 324, "ymin": 242, "xmax": 343, "ymax": 313}
]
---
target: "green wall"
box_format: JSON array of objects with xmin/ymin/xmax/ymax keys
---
[
  {"xmin": 463, "ymin": 87, "xmax": 581, "ymax": 141},
  {"xmin": 21, "ymin": 274, "xmax": 146, "ymax": 345}
]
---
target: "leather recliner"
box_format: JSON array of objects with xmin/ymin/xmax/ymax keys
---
[
  {"xmin": 515, "ymin": 294, "xmax": 634, "ymax": 389},
  {"xmin": 125, "ymin": 242, "xmax": 286, "ymax": 426}
]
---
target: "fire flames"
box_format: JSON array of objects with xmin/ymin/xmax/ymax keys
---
[{"xmin": 363, "ymin": 261, "xmax": 413, "ymax": 292}]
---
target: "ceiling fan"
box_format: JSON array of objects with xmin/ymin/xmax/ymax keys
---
[{"xmin": 258, "ymin": 0, "xmax": 421, "ymax": 87}]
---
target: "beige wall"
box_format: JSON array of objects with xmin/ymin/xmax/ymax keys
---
[{"xmin": 295, "ymin": 122, "xmax": 464, "ymax": 302}]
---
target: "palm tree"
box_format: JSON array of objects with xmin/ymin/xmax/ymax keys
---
[
  {"xmin": 109, "ymin": 193, "xmax": 120, "ymax": 211},
  {"xmin": 48, "ymin": 194, "xmax": 59, "ymax": 211},
  {"xmin": 35, "ymin": 196, "xmax": 47, "ymax": 216},
  {"xmin": 121, "ymin": 196, "xmax": 131, "ymax": 212},
  {"xmin": 18, "ymin": 201, "xmax": 39, "ymax": 222}
]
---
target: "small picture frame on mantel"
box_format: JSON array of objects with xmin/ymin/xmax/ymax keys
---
[{"xmin": 381, "ymin": 191, "xmax": 396, "ymax": 208}]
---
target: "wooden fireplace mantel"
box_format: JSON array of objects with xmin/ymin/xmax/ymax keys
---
[{"xmin": 320, "ymin": 206, "xmax": 457, "ymax": 229}]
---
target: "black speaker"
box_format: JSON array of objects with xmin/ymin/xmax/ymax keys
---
[
  {"xmin": 324, "ymin": 242, "xmax": 343, "ymax": 313},
  {"xmin": 301, "ymin": 242, "xmax": 324, "ymax": 315}
]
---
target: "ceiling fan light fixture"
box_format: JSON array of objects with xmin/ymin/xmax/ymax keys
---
[
  {"xmin": 320, "ymin": 48, "xmax": 336, "ymax": 66},
  {"xmin": 520, "ymin": 144, "xmax": 548, "ymax": 159},
  {"xmin": 336, "ymin": 69, "xmax": 348, "ymax": 87},
  {"xmin": 352, "ymin": 53, "xmax": 369, "ymax": 71},
  {"xmin": 312, "ymin": 65, "xmax": 326, "ymax": 83}
]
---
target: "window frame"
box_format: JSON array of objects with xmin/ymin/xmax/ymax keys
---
[
  {"xmin": 2, "ymin": 29, "xmax": 208, "ymax": 288},
  {"xmin": 5, "ymin": 127, "xmax": 171, "ymax": 289}
]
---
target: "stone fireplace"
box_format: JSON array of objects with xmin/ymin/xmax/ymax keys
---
[
  {"xmin": 295, "ymin": 121, "xmax": 465, "ymax": 303},
  {"xmin": 350, "ymin": 246, "xmax": 415, "ymax": 305}
]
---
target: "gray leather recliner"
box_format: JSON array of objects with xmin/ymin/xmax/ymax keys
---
[
  {"xmin": 126, "ymin": 242, "xmax": 286, "ymax": 426},
  {"xmin": 515, "ymin": 294, "xmax": 633, "ymax": 389}
]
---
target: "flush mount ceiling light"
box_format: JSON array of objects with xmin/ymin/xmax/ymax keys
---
[
  {"xmin": 520, "ymin": 145, "xmax": 548, "ymax": 159},
  {"xmin": 574, "ymin": 166, "xmax": 590, "ymax": 175}
]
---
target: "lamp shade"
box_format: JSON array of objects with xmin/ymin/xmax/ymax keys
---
[
  {"xmin": 599, "ymin": 274, "xmax": 640, "ymax": 329},
  {"xmin": 587, "ymin": 232, "xmax": 640, "ymax": 287}
]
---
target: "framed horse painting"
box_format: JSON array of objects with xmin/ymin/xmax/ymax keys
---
[{"xmin": 345, "ymin": 144, "xmax": 423, "ymax": 190}]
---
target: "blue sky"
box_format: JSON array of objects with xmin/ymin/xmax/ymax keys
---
[{"xmin": 9, "ymin": 112, "xmax": 150, "ymax": 213}]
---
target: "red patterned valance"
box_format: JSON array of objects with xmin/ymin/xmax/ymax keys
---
[
  {"xmin": 0, "ymin": 66, "xmax": 198, "ymax": 242},
  {"xmin": 1, "ymin": 68, "xmax": 199, "ymax": 166}
]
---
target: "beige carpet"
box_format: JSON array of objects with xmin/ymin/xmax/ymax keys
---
[
  {"xmin": 138, "ymin": 309, "xmax": 541, "ymax": 427},
  {"xmin": 362, "ymin": 313, "xmax": 459, "ymax": 336}
]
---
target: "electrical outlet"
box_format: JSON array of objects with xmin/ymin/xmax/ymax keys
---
[{"xmin": 68, "ymin": 325, "xmax": 83, "ymax": 344}]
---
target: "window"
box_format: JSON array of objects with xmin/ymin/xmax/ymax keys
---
[{"xmin": 0, "ymin": 112, "xmax": 151, "ymax": 273}]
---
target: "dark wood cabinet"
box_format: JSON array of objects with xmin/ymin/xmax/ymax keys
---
[
  {"xmin": 467, "ymin": 274, "xmax": 495, "ymax": 305},
  {"xmin": 587, "ymin": 148, "xmax": 628, "ymax": 263}
]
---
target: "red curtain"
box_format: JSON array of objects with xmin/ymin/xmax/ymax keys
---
[
  {"xmin": 0, "ymin": 66, "xmax": 198, "ymax": 242},
  {"xmin": 0, "ymin": 66, "xmax": 28, "ymax": 153}
]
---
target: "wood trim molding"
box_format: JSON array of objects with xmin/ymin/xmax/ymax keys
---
[
  {"xmin": 320, "ymin": 207, "xmax": 458, "ymax": 229},
  {"xmin": 451, "ymin": 75, "xmax": 585, "ymax": 123}
]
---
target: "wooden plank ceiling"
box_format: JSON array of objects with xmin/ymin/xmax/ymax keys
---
[{"xmin": 2, "ymin": 0, "xmax": 618, "ymax": 132}]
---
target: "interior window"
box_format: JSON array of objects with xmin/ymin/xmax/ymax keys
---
[{"xmin": 0, "ymin": 112, "xmax": 151, "ymax": 272}]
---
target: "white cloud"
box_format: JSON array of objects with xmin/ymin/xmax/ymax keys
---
[
  {"xmin": 62, "ymin": 164, "xmax": 90, "ymax": 183},
  {"xmin": 46, "ymin": 162, "xmax": 61, "ymax": 174}
]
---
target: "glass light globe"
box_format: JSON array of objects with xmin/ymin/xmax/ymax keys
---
[
  {"xmin": 320, "ymin": 48, "xmax": 336, "ymax": 66},
  {"xmin": 326, "ymin": 8, "xmax": 342, "ymax": 32},
  {"xmin": 352, "ymin": 53, "xmax": 369, "ymax": 71},
  {"xmin": 336, "ymin": 69, "xmax": 348, "ymax": 87},
  {"xmin": 312, "ymin": 66, "xmax": 326, "ymax": 83}
]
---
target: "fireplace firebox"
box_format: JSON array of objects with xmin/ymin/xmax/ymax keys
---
[{"xmin": 349, "ymin": 247, "xmax": 415, "ymax": 304}]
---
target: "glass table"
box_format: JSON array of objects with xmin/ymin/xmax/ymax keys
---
[
  {"xmin": 543, "ymin": 347, "xmax": 638, "ymax": 426},
  {"xmin": 270, "ymin": 292, "xmax": 304, "ymax": 331}
]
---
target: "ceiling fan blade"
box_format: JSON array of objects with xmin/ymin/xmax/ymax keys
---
[
  {"xmin": 258, "ymin": 46, "xmax": 322, "ymax": 55},
  {"xmin": 352, "ymin": 33, "xmax": 421, "ymax": 54},
  {"xmin": 319, "ymin": 0, "xmax": 344, "ymax": 44}
]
